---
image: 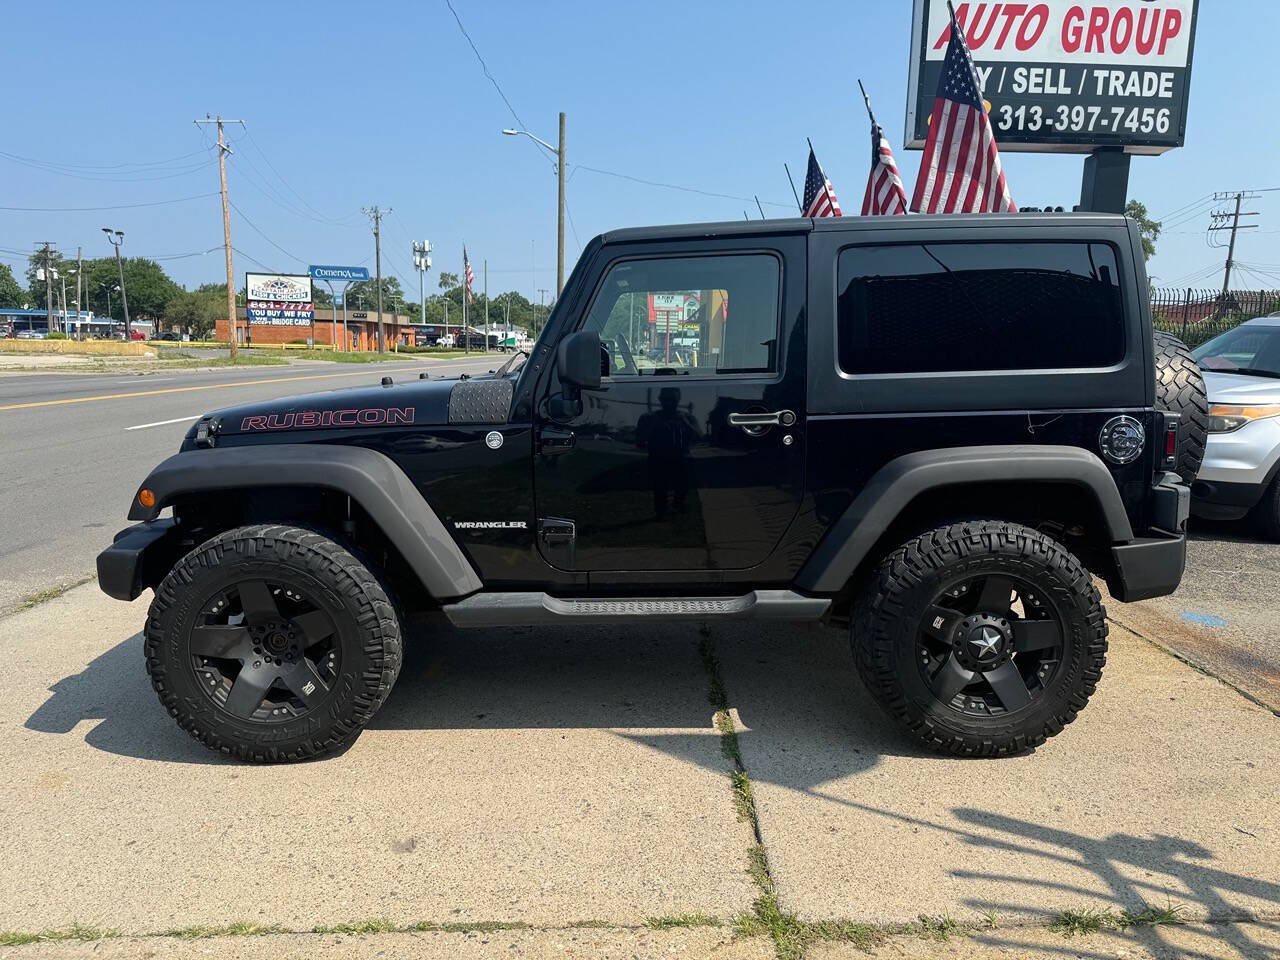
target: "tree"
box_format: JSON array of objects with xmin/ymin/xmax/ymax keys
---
[
  {"xmin": 164, "ymin": 289, "xmax": 223, "ymax": 340},
  {"xmin": 344, "ymin": 277, "xmax": 404, "ymax": 314},
  {"xmin": 0, "ymin": 264, "xmax": 23, "ymax": 308},
  {"xmin": 1126, "ymin": 200, "xmax": 1161, "ymax": 262}
]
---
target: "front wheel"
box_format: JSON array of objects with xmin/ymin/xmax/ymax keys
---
[
  {"xmin": 145, "ymin": 524, "xmax": 402, "ymax": 762},
  {"xmin": 852, "ymin": 520, "xmax": 1107, "ymax": 756}
]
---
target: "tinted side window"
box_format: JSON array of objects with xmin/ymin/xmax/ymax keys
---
[
  {"xmin": 581, "ymin": 254, "xmax": 780, "ymax": 377},
  {"xmin": 837, "ymin": 242, "xmax": 1125, "ymax": 375}
]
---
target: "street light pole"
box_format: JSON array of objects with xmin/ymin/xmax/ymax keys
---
[
  {"xmin": 502, "ymin": 114, "xmax": 566, "ymax": 297},
  {"xmin": 103, "ymin": 228, "xmax": 130, "ymax": 339}
]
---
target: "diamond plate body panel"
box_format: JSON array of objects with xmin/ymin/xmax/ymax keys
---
[{"xmin": 448, "ymin": 379, "xmax": 514, "ymax": 424}]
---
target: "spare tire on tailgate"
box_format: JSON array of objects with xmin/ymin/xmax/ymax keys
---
[{"xmin": 1153, "ymin": 330, "xmax": 1208, "ymax": 485}]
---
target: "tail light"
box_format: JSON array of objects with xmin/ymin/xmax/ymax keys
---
[{"xmin": 1161, "ymin": 414, "xmax": 1179, "ymax": 472}]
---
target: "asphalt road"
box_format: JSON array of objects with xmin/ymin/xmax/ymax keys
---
[{"xmin": 0, "ymin": 354, "xmax": 496, "ymax": 614}]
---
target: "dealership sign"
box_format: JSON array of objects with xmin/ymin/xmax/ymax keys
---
[
  {"xmin": 906, "ymin": 1, "xmax": 1198, "ymax": 154},
  {"xmin": 246, "ymin": 273, "xmax": 314, "ymax": 326}
]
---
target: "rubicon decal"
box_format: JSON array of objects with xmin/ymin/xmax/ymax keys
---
[{"xmin": 240, "ymin": 407, "xmax": 414, "ymax": 431}]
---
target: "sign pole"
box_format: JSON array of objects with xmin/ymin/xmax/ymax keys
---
[{"xmin": 1079, "ymin": 147, "xmax": 1131, "ymax": 214}]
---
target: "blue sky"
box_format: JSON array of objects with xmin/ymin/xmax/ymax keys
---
[{"xmin": 2, "ymin": 0, "xmax": 1278, "ymax": 299}]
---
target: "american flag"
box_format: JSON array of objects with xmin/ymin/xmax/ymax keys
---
[
  {"xmin": 909, "ymin": 4, "xmax": 1015, "ymax": 214},
  {"xmin": 801, "ymin": 147, "xmax": 841, "ymax": 218},
  {"xmin": 860, "ymin": 117, "xmax": 908, "ymax": 216},
  {"xmin": 463, "ymin": 247, "xmax": 474, "ymax": 305}
]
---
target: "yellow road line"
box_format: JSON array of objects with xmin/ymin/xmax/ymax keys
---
[{"xmin": 0, "ymin": 368, "xmax": 399, "ymax": 413}]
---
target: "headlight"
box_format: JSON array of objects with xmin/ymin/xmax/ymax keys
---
[{"xmin": 1208, "ymin": 404, "xmax": 1280, "ymax": 433}]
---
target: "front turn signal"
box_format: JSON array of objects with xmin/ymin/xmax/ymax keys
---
[{"xmin": 138, "ymin": 488, "xmax": 156, "ymax": 509}]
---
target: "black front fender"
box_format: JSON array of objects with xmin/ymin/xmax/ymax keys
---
[
  {"xmin": 120, "ymin": 444, "xmax": 483, "ymax": 600},
  {"xmin": 795, "ymin": 445, "xmax": 1136, "ymax": 594}
]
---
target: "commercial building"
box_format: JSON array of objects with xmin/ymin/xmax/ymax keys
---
[{"xmin": 215, "ymin": 308, "xmax": 426, "ymax": 351}]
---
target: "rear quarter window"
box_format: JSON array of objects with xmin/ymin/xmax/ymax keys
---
[{"xmin": 836, "ymin": 241, "xmax": 1126, "ymax": 375}]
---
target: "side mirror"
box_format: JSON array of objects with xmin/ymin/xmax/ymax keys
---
[{"xmin": 557, "ymin": 331, "xmax": 602, "ymax": 390}]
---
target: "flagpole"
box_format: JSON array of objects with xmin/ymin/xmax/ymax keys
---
[
  {"xmin": 807, "ymin": 137, "xmax": 838, "ymax": 215},
  {"xmin": 857, "ymin": 79, "xmax": 876, "ymax": 125},
  {"xmin": 783, "ymin": 163, "xmax": 803, "ymax": 214},
  {"xmin": 754, "ymin": 195, "xmax": 766, "ymax": 219}
]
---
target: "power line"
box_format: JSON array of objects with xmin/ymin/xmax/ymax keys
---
[
  {"xmin": 0, "ymin": 146, "xmax": 210, "ymax": 171},
  {"xmin": 239, "ymin": 127, "xmax": 362, "ymax": 225},
  {"xmin": 0, "ymin": 192, "xmax": 220, "ymax": 212},
  {"xmin": 570, "ymin": 164, "xmax": 792, "ymax": 208},
  {"xmin": 228, "ymin": 199, "xmax": 307, "ymax": 267},
  {"xmin": 0, "ymin": 150, "xmax": 217, "ymax": 183}
]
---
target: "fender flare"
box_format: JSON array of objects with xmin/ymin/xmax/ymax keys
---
[
  {"xmin": 128, "ymin": 444, "xmax": 483, "ymax": 599},
  {"xmin": 795, "ymin": 445, "xmax": 1134, "ymax": 594}
]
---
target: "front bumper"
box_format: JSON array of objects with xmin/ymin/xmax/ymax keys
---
[
  {"xmin": 1106, "ymin": 472, "xmax": 1189, "ymax": 602},
  {"xmin": 96, "ymin": 519, "xmax": 181, "ymax": 601},
  {"xmin": 1192, "ymin": 418, "xmax": 1280, "ymax": 519}
]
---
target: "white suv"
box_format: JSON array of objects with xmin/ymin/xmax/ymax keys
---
[{"xmin": 1191, "ymin": 316, "xmax": 1280, "ymax": 538}]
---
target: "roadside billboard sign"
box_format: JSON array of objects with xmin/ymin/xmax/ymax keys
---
[
  {"xmin": 308, "ymin": 265, "xmax": 370, "ymax": 283},
  {"xmin": 906, "ymin": 0, "xmax": 1198, "ymax": 155},
  {"xmin": 245, "ymin": 273, "xmax": 314, "ymax": 326}
]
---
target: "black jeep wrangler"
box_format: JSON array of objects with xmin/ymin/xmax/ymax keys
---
[{"xmin": 98, "ymin": 213, "xmax": 1204, "ymax": 762}]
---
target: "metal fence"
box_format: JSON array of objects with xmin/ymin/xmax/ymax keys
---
[{"xmin": 1150, "ymin": 288, "xmax": 1280, "ymax": 348}]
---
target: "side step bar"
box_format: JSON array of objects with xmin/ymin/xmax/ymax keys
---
[{"xmin": 443, "ymin": 590, "xmax": 831, "ymax": 628}]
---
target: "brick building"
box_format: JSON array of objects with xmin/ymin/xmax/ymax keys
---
[{"xmin": 215, "ymin": 307, "xmax": 426, "ymax": 351}]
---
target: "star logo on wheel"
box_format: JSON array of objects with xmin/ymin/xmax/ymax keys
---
[{"xmin": 969, "ymin": 626, "xmax": 1003, "ymax": 661}]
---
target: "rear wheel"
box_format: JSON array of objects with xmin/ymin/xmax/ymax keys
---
[
  {"xmin": 852, "ymin": 520, "xmax": 1107, "ymax": 756},
  {"xmin": 145, "ymin": 524, "xmax": 401, "ymax": 762}
]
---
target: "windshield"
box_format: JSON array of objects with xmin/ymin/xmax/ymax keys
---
[{"xmin": 1192, "ymin": 324, "xmax": 1280, "ymax": 378}]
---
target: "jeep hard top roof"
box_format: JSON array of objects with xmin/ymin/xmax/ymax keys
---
[{"xmin": 599, "ymin": 212, "xmax": 1130, "ymax": 245}]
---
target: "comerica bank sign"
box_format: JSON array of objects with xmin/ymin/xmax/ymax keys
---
[{"xmin": 308, "ymin": 265, "xmax": 370, "ymax": 283}]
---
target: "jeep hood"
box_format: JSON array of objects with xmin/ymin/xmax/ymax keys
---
[{"xmin": 185, "ymin": 374, "xmax": 511, "ymax": 444}]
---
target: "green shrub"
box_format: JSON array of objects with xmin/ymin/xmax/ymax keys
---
[{"xmin": 46, "ymin": 331, "xmax": 68, "ymax": 340}]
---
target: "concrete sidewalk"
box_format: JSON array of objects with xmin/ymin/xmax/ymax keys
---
[
  {"xmin": 1, "ymin": 586, "xmax": 756, "ymax": 933},
  {"xmin": 2, "ymin": 583, "xmax": 1277, "ymax": 959}
]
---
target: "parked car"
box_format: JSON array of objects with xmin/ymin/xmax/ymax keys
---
[
  {"xmin": 156, "ymin": 332, "xmax": 182, "ymax": 342},
  {"xmin": 15, "ymin": 328, "xmax": 47, "ymax": 339},
  {"xmin": 98, "ymin": 213, "xmax": 1199, "ymax": 763},
  {"xmin": 1190, "ymin": 316, "xmax": 1280, "ymax": 538}
]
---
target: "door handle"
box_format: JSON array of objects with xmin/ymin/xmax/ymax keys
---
[
  {"xmin": 728, "ymin": 409, "xmax": 797, "ymax": 429},
  {"xmin": 539, "ymin": 428, "xmax": 575, "ymax": 456}
]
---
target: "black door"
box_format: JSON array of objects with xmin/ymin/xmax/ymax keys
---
[{"xmin": 533, "ymin": 240, "xmax": 806, "ymax": 574}]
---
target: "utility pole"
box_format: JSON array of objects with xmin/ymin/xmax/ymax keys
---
[
  {"xmin": 557, "ymin": 111, "xmax": 566, "ymax": 296},
  {"xmin": 38, "ymin": 243, "xmax": 55, "ymax": 332},
  {"xmin": 1209, "ymin": 191, "xmax": 1261, "ymax": 317},
  {"xmin": 483, "ymin": 259, "xmax": 489, "ymax": 352},
  {"xmin": 194, "ymin": 115, "xmax": 244, "ymax": 357},
  {"xmin": 538, "ymin": 288, "xmax": 548, "ymax": 337},
  {"xmin": 59, "ymin": 271, "xmax": 68, "ymax": 335},
  {"xmin": 102, "ymin": 228, "xmax": 131, "ymax": 339},
  {"xmin": 364, "ymin": 206, "xmax": 388, "ymax": 352},
  {"xmin": 74, "ymin": 246, "xmax": 82, "ymax": 340}
]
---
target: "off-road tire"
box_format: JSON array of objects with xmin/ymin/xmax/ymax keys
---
[
  {"xmin": 145, "ymin": 524, "xmax": 402, "ymax": 762},
  {"xmin": 1153, "ymin": 330, "xmax": 1209, "ymax": 485},
  {"xmin": 852, "ymin": 520, "xmax": 1108, "ymax": 757}
]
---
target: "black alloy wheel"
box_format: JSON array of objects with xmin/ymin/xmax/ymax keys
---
[
  {"xmin": 852, "ymin": 520, "xmax": 1108, "ymax": 757},
  {"xmin": 917, "ymin": 572, "xmax": 1065, "ymax": 718},
  {"xmin": 146, "ymin": 524, "xmax": 402, "ymax": 762},
  {"xmin": 189, "ymin": 579, "xmax": 341, "ymax": 722}
]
